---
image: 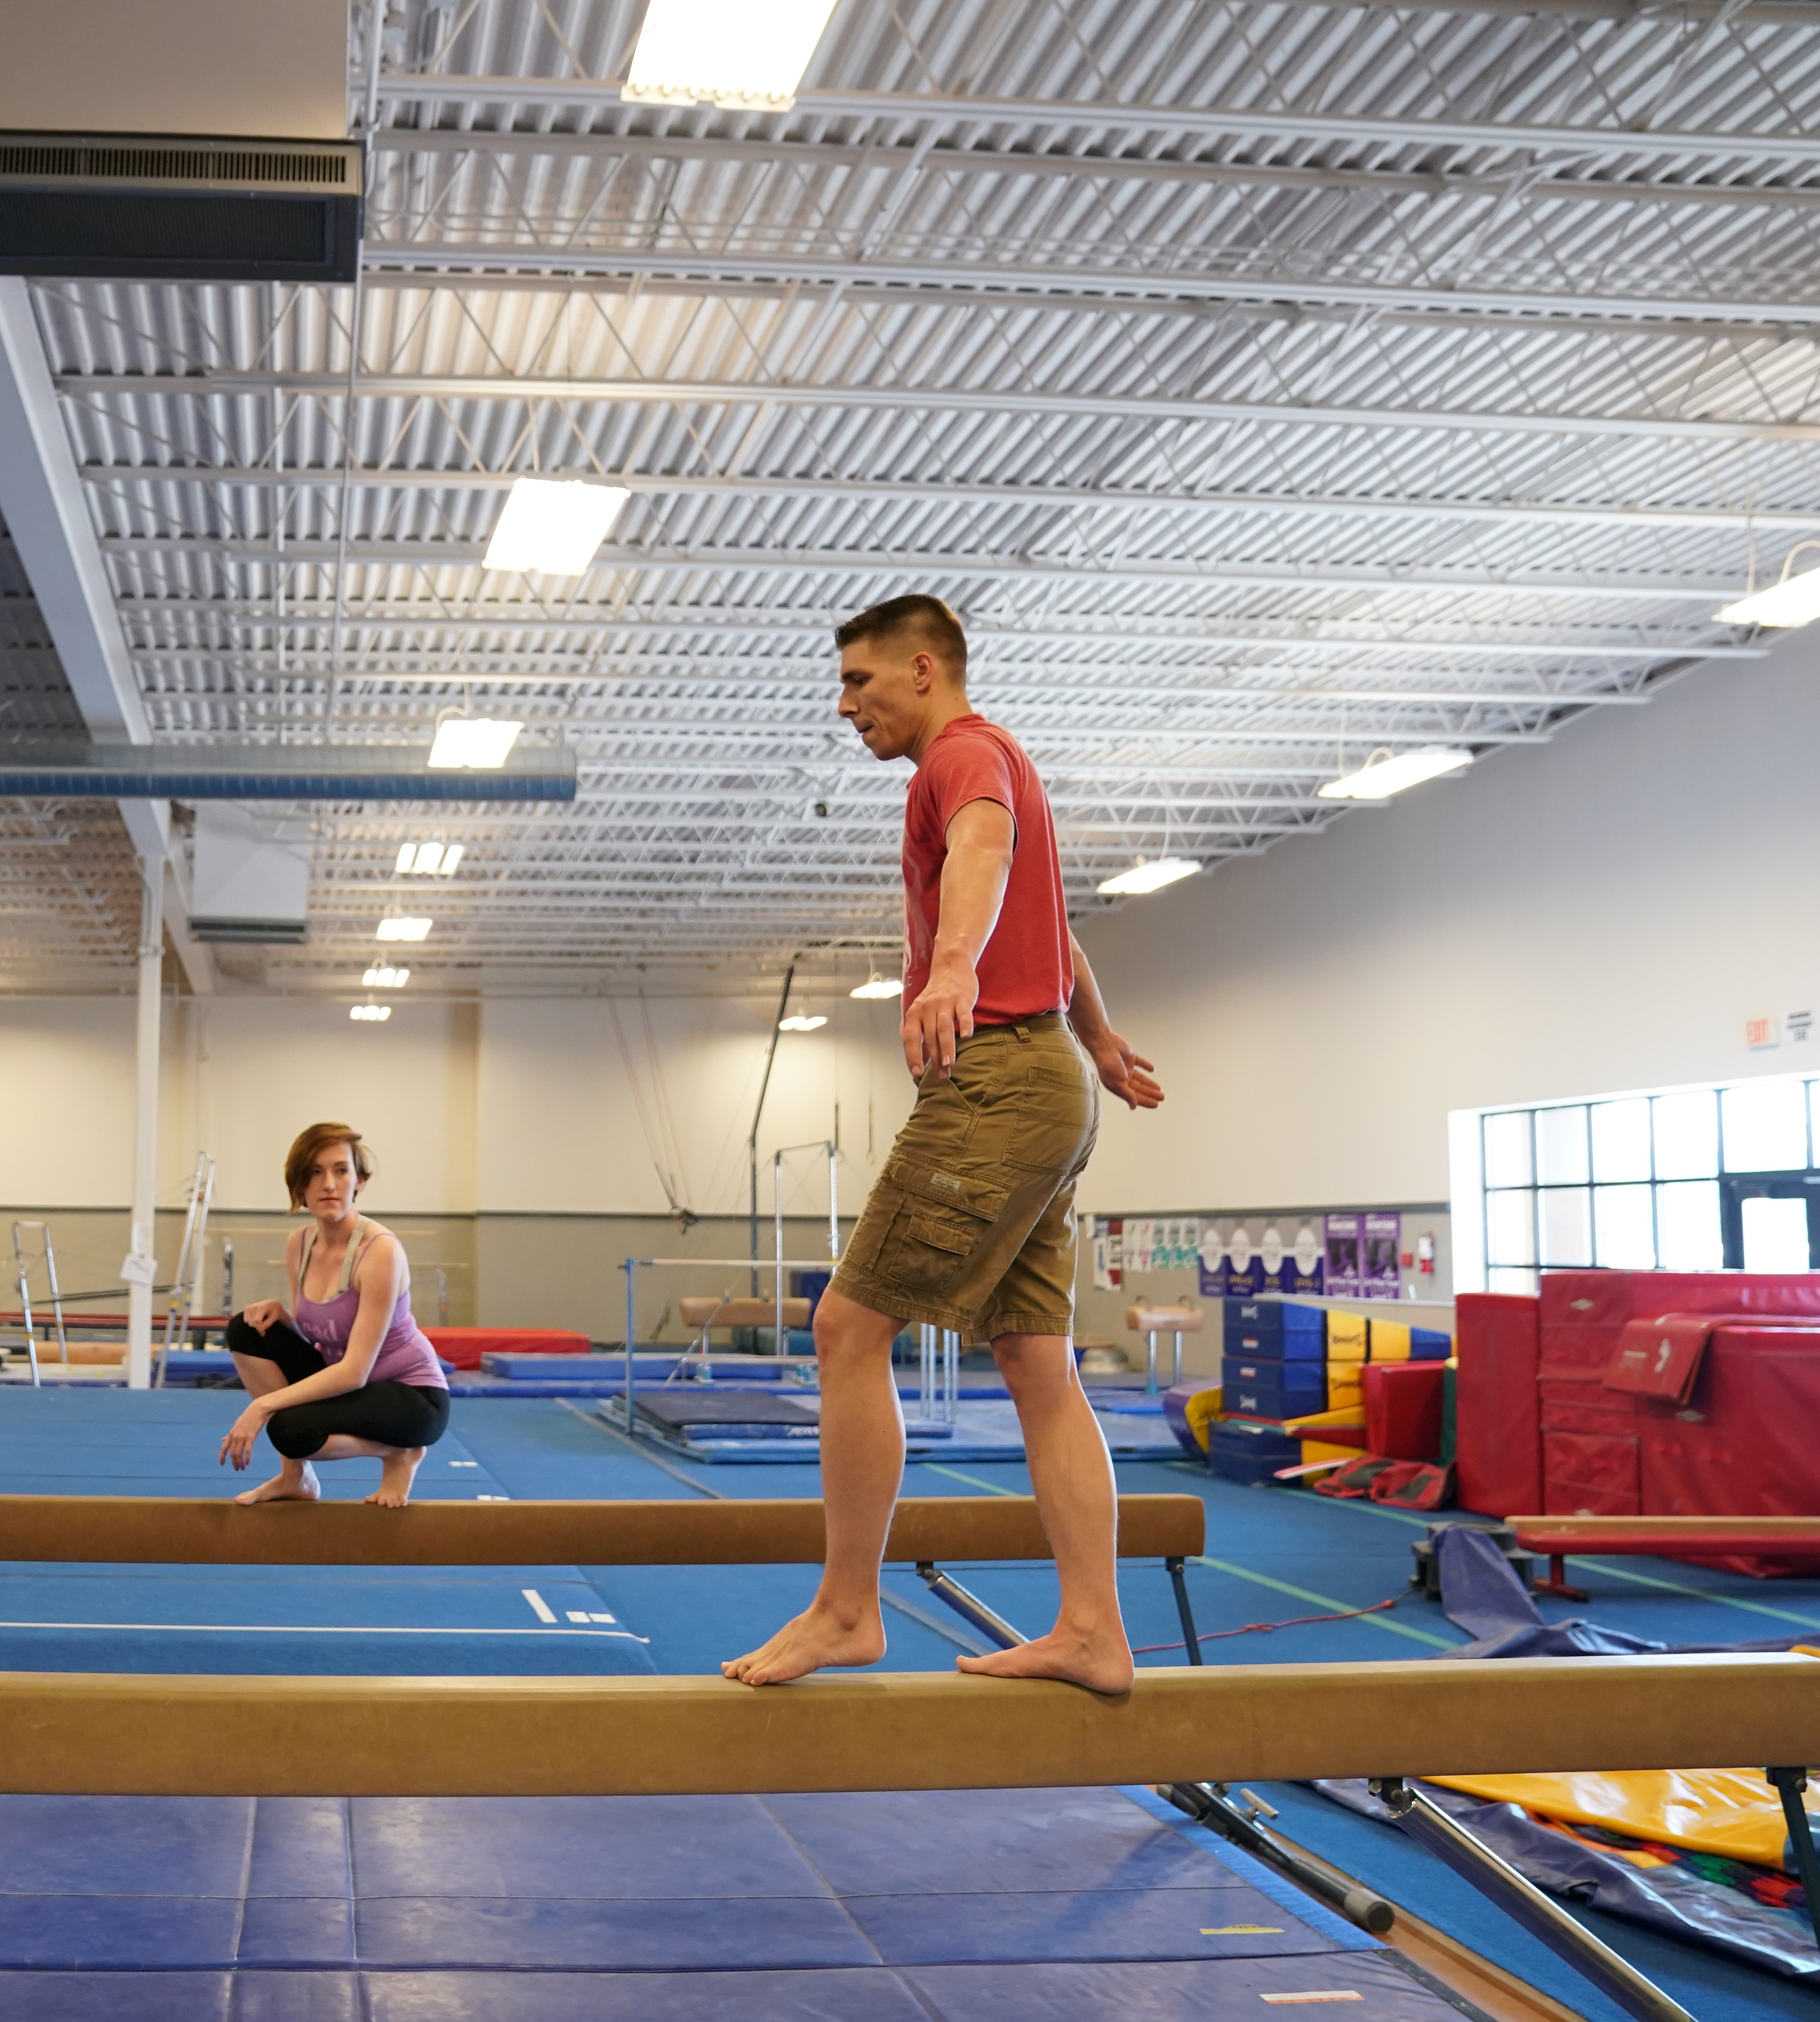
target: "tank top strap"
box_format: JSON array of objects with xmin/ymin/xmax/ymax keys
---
[{"xmin": 338, "ymin": 1217, "xmax": 374, "ymax": 1295}]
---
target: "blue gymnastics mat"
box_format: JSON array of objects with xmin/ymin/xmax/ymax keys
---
[{"xmin": 0, "ymin": 1784, "xmax": 1468, "ymax": 2021}]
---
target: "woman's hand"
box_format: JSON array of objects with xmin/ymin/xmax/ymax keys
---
[
  {"xmin": 219, "ymin": 1397, "xmax": 273, "ymax": 1472},
  {"xmin": 239, "ymin": 1301, "xmax": 284, "ymax": 1335}
]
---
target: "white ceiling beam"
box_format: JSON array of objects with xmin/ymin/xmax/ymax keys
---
[
  {"xmin": 68, "ymin": 373, "xmax": 1820, "ymax": 447},
  {"xmin": 90, "ymin": 532, "xmax": 1733, "ymax": 604},
  {"xmin": 352, "ymin": 238, "xmax": 1820, "ymax": 330},
  {"xmin": 76, "ymin": 463, "xmax": 1820, "ymax": 537},
  {"xmin": 110, "ymin": 613, "xmax": 1756, "ymax": 661},
  {"xmin": 369, "ymin": 126, "xmax": 1820, "ymax": 213},
  {"xmin": 374, "ymin": 80, "xmax": 1820, "ymax": 168}
]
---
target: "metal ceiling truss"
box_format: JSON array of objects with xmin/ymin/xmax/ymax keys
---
[{"xmin": 7, "ymin": 0, "xmax": 1813, "ymax": 989}]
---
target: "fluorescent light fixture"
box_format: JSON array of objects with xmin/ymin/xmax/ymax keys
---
[
  {"xmin": 1716, "ymin": 566, "xmax": 1820, "ymax": 628},
  {"xmin": 778, "ymin": 1013, "xmax": 829, "ymax": 1031},
  {"xmin": 850, "ymin": 975, "xmax": 903, "ymax": 1000},
  {"xmin": 482, "ymin": 477, "xmax": 628, "ymax": 574},
  {"xmin": 429, "ymin": 717, "xmax": 523, "ymax": 770},
  {"xmin": 1096, "ymin": 857, "xmax": 1201, "ymax": 897},
  {"xmin": 376, "ymin": 917, "xmax": 433, "ymax": 942},
  {"xmin": 362, "ymin": 966, "xmax": 409, "ymax": 988},
  {"xmin": 624, "ymin": 0, "xmax": 839, "ymax": 110},
  {"xmin": 350, "ymin": 1003, "xmax": 392, "ymax": 1023},
  {"xmin": 396, "ymin": 841, "xmax": 464, "ymax": 876},
  {"xmin": 1317, "ymin": 747, "xmax": 1473, "ymax": 801}
]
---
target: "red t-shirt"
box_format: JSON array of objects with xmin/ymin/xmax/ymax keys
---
[{"xmin": 901, "ymin": 715, "xmax": 1073, "ymax": 1025}]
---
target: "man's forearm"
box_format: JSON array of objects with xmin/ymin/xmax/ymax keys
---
[
  {"xmin": 1066, "ymin": 931, "xmax": 1113, "ymax": 1043},
  {"xmin": 930, "ymin": 840, "xmax": 1012, "ymax": 972}
]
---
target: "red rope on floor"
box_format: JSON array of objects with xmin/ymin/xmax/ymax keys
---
[{"xmin": 1132, "ymin": 1593, "xmax": 1404, "ymax": 1654}]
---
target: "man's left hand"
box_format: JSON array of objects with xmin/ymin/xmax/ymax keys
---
[{"xmin": 1088, "ymin": 1031, "xmax": 1164, "ymax": 1111}]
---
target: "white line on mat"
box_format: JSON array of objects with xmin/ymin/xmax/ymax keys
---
[
  {"xmin": 522, "ymin": 1588, "xmax": 558, "ymax": 1623},
  {"xmin": 0, "ymin": 1618, "xmax": 648, "ymax": 1640}
]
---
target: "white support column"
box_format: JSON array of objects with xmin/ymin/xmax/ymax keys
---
[{"xmin": 126, "ymin": 851, "xmax": 163, "ymax": 1390}]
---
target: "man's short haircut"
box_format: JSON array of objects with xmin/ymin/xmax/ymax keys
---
[
  {"xmin": 833, "ymin": 594, "xmax": 967, "ymax": 680},
  {"xmin": 284, "ymin": 1122, "xmax": 374, "ymax": 1209}
]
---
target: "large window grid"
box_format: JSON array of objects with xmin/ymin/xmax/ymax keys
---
[{"xmin": 1480, "ymin": 1078, "xmax": 1820, "ymax": 1295}]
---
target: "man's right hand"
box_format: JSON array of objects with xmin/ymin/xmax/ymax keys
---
[
  {"xmin": 903, "ymin": 952, "xmax": 979, "ymax": 1080},
  {"xmin": 239, "ymin": 1301, "xmax": 284, "ymax": 1334}
]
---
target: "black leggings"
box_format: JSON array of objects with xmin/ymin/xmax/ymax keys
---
[{"xmin": 225, "ymin": 1314, "xmax": 450, "ymax": 1460}]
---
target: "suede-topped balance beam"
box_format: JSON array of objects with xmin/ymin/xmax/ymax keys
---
[
  {"xmin": 0, "ymin": 1654, "xmax": 1813, "ymax": 1797},
  {"xmin": 0, "ymin": 1493, "xmax": 1203, "ymax": 1566}
]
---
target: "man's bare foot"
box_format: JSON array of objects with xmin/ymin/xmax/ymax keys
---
[
  {"xmin": 721, "ymin": 1603, "xmax": 887, "ymax": 1686},
  {"xmin": 956, "ymin": 1627, "xmax": 1135, "ymax": 1694},
  {"xmin": 235, "ymin": 1463, "xmax": 320, "ymax": 1506},
  {"xmin": 364, "ymin": 1448, "xmax": 423, "ymax": 1508}
]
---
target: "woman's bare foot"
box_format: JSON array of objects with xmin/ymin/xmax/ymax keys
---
[
  {"xmin": 722, "ymin": 1602, "xmax": 887, "ymax": 1686},
  {"xmin": 956, "ymin": 1626, "xmax": 1134, "ymax": 1695},
  {"xmin": 234, "ymin": 1462, "xmax": 320, "ymax": 1506},
  {"xmin": 363, "ymin": 1447, "xmax": 424, "ymax": 1508}
]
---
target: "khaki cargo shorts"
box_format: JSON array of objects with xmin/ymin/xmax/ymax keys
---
[{"xmin": 830, "ymin": 1012, "xmax": 1099, "ymax": 1342}]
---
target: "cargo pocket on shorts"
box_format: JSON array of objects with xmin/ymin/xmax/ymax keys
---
[{"xmin": 878, "ymin": 1163, "xmax": 1007, "ymax": 1301}]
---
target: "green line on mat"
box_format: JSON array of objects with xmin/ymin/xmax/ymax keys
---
[
  {"xmin": 1568, "ymin": 1557, "xmax": 1820, "ymax": 1629},
  {"xmin": 921, "ymin": 1463, "xmax": 1022, "ymax": 1497},
  {"xmin": 1193, "ymin": 1556, "xmax": 1459, "ymax": 1650}
]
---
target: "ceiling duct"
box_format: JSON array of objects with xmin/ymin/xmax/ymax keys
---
[
  {"xmin": 0, "ymin": 0, "xmax": 356, "ymax": 283},
  {"xmin": 189, "ymin": 805, "xmax": 308, "ymax": 947},
  {"xmin": 0, "ymin": 135, "xmax": 362, "ymax": 283}
]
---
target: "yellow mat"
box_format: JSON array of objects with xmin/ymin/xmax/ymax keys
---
[{"xmin": 1425, "ymin": 1768, "xmax": 1818, "ymax": 1868}]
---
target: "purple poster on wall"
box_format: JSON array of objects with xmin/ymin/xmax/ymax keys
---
[
  {"xmin": 1363, "ymin": 1212, "xmax": 1403, "ymax": 1300},
  {"xmin": 1323, "ymin": 1213, "xmax": 1361, "ymax": 1299},
  {"xmin": 1284, "ymin": 1222, "xmax": 1326, "ymax": 1297}
]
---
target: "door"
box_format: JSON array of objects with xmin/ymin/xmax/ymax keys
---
[{"xmin": 1719, "ymin": 1171, "xmax": 1820, "ymax": 1271}]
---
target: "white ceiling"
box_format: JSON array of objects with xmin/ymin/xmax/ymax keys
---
[{"xmin": 7, "ymin": 0, "xmax": 1817, "ymax": 993}]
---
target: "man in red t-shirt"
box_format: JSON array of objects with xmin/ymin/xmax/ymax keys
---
[{"xmin": 725, "ymin": 594, "xmax": 1163, "ymax": 1693}]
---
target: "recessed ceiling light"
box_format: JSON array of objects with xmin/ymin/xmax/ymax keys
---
[
  {"xmin": 624, "ymin": 0, "xmax": 839, "ymax": 110},
  {"xmin": 376, "ymin": 917, "xmax": 433, "ymax": 942},
  {"xmin": 350, "ymin": 1003, "xmax": 392, "ymax": 1023},
  {"xmin": 1716, "ymin": 565, "xmax": 1820, "ymax": 628},
  {"xmin": 482, "ymin": 477, "xmax": 629, "ymax": 574},
  {"xmin": 429, "ymin": 718, "xmax": 522, "ymax": 770},
  {"xmin": 396, "ymin": 841, "xmax": 464, "ymax": 876},
  {"xmin": 1317, "ymin": 748, "xmax": 1472, "ymax": 801},
  {"xmin": 850, "ymin": 976, "xmax": 903, "ymax": 999},
  {"xmin": 362, "ymin": 966, "xmax": 409, "ymax": 988},
  {"xmin": 1096, "ymin": 857, "xmax": 1201, "ymax": 897},
  {"xmin": 779, "ymin": 1013, "xmax": 829, "ymax": 1031}
]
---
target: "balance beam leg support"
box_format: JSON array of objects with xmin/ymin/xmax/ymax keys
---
[
  {"xmin": 1768, "ymin": 1767, "xmax": 1820, "ymax": 1953},
  {"xmin": 1374, "ymin": 1780, "xmax": 1693, "ymax": 2022}
]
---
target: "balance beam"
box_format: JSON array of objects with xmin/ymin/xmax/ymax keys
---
[
  {"xmin": 1, "ymin": 1653, "xmax": 1812, "ymax": 1797},
  {"xmin": 1512, "ymin": 1515, "xmax": 1820, "ymax": 1554},
  {"xmin": 0, "ymin": 1493, "xmax": 1203, "ymax": 1566}
]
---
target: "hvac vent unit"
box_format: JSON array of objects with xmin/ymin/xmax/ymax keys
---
[
  {"xmin": 188, "ymin": 804, "xmax": 309, "ymax": 946},
  {"xmin": 0, "ymin": 133, "xmax": 361, "ymax": 283}
]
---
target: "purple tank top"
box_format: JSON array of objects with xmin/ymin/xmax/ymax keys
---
[{"xmin": 292, "ymin": 1220, "xmax": 448, "ymax": 1391}]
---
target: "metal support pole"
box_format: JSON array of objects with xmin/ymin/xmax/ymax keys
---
[
  {"xmin": 1372, "ymin": 1779, "xmax": 1694, "ymax": 2022},
  {"xmin": 942, "ymin": 1326, "xmax": 958, "ymax": 1425},
  {"xmin": 1766, "ymin": 1768, "xmax": 1820, "ymax": 1952},
  {"xmin": 1144, "ymin": 1328, "xmax": 1159, "ymax": 1395},
  {"xmin": 127, "ymin": 853, "xmax": 163, "ymax": 1391},
  {"xmin": 748, "ymin": 961, "xmax": 795, "ymax": 1295},
  {"xmin": 774, "ymin": 1149, "xmax": 785, "ymax": 1357},
  {"xmin": 827, "ymin": 1139, "xmax": 839, "ymax": 1261},
  {"xmin": 621, "ymin": 1259, "xmax": 636, "ymax": 1433},
  {"xmin": 919, "ymin": 1322, "xmax": 934, "ymax": 1420},
  {"xmin": 916, "ymin": 1563, "xmax": 1029, "ymax": 1651},
  {"xmin": 1167, "ymin": 1557, "xmax": 1203, "ymax": 1665}
]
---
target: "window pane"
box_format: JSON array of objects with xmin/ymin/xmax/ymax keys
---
[
  {"xmin": 1656, "ymin": 1181, "xmax": 1723, "ymax": 1271},
  {"xmin": 1538, "ymin": 1187, "xmax": 1592, "ymax": 1266},
  {"xmin": 1721, "ymin": 1080, "xmax": 1808, "ymax": 1173},
  {"xmin": 1653, "ymin": 1091, "xmax": 1718, "ymax": 1180},
  {"xmin": 1593, "ymin": 1184, "xmax": 1656, "ymax": 1269},
  {"xmin": 1486, "ymin": 1190, "xmax": 1537, "ymax": 1266},
  {"xmin": 1488, "ymin": 1266, "xmax": 1539, "ymax": 1296},
  {"xmin": 1535, "ymin": 1106, "xmax": 1589, "ymax": 1185},
  {"xmin": 1590, "ymin": 1100, "xmax": 1652, "ymax": 1183},
  {"xmin": 1483, "ymin": 1111, "xmax": 1533, "ymax": 1189}
]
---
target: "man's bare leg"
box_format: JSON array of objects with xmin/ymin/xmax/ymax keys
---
[
  {"xmin": 722, "ymin": 1289, "xmax": 905, "ymax": 1684},
  {"xmin": 956, "ymin": 1333, "xmax": 1134, "ymax": 1693}
]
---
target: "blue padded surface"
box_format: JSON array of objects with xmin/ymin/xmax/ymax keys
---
[
  {"xmin": 362, "ymin": 1967, "xmax": 932, "ymax": 2021},
  {"xmin": 350, "ymin": 1795, "xmax": 835, "ymax": 1899},
  {"xmin": 0, "ymin": 1793, "xmax": 250, "ymax": 1894},
  {"xmin": 765, "ymin": 1786, "xmax": 1236, "ymax": 1895},
  {"xmin": 903, "ymin": 1955, "xmax": 1457, "ymax": 2019},
  {"xmin": 0, "ymin": 1972, "xmax": 236, "ymax": 2021},
  {"xmin": 849, "ymin": 1886, "xmax": 1329, "ymax": 1964}
]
